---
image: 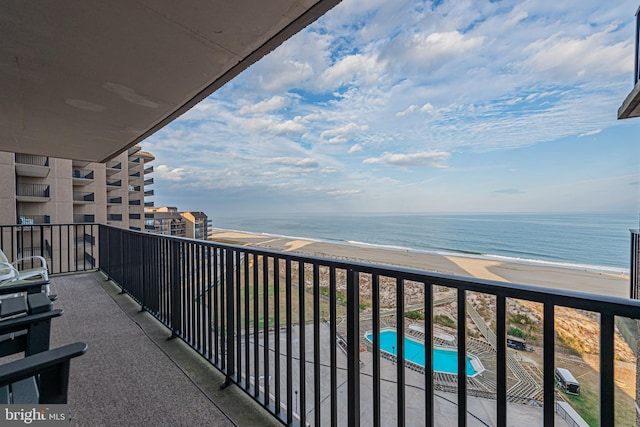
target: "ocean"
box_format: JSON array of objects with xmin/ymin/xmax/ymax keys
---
[{"xmin": 213, "ymin": 212, "xmax": 638, "ymax": 273}]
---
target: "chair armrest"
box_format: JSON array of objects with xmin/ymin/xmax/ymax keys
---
[
  {"xmin": 0, "ymin": 342, "xmax": 87, "ymax": 388},
  {"xmin": 0, "ymin": 309, "xmax": 63, "ymax": 335},
  {"xmin": 0, "ymin": 262, "xmax": 18, "ymax": 283},
  {"xmin": 0, "ymin": 279, "xmax": 49, "ymax": 295},
  {"xmin": 13, "ymin": 256, "xmax": 47, "ymax": 269}
]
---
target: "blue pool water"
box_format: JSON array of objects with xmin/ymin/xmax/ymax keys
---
[{"xmin": 365, "ymin": 329, "xmax": 477, "ymax": 376}]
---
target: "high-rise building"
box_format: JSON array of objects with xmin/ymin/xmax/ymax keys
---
[
  {"xmin": 0, "ymin": 145, "xmax": 154, "ymax": 229},
  {"xmin": 144, "ymin": 207, "xmax": 210, "ymax": 240}
]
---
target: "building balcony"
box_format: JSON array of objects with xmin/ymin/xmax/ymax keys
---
[
  {"xmin": 107, "ymin": 214, "xmax": 123, "ymax": 222},
  {"xmin": 0, "ymin": 223, "xmax": 637, "ymax": 426},
  {"xmin": 73, "ymin": 192, "xmax": 95, "ymax": 204},
  {"xmin": 144, "ymin": 189, "xmax": 154, "ymax": 197},
  {"xmin": 106, "ymin": 161, "xmax": 122, "ymax": 176},
  {"xmin": 16, "ymin": 183, "xmax": 51, "ymax": 202},
  {"xmin": 144, "ymin": 166, "xmax": 154, "ymax": 174},
  {"xmin": 73, "ymin": 214, "xmax": 95, "ymax": 223},
  {"xmin": 144, "ymin": 201, "xmax": 155, "ymax": 208},
  {"xmin": 129, "ymin": 199, "xmax": 141, "ymax": 206},
  {"xmin": 72, "ymin": 169, "xmax": 94, "ymax": 185},
  {"xmin": 107, "ymin": 196, "xmax": 122, "ymax": 205},
  {"xmin": 144, "ymin": 213, "xmax": 154, "ymax": 219},
  {"xmin": 144, "ymin": 178, "xmax": 154, "ymax": 186},
  {"xmin": 129, "ymin": 213, "xmax": 141, "ymax": 220},
  {"xmin": 17, "ymin": 214, "xmax": 51, "ymax": 225},
  {"xmin": 128, "ymin": 185, "xmax": 141, "ymax": 192},
  {"xmin": 14, "ymin": 154, "xmax": 50, "ymax": 177}
]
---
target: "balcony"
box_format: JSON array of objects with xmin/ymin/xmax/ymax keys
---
[
  {"xmin": 144, "ymin": 178, "xmax": 154, "ymax": 186},
  {"xmin": 16, "ymin": 183, "xmax": 50, "ymax": 202},
  {"xmin": 144, "ymin": 201, "xmax": 155, "ymax": 208},
  {"xmin": 0, "ymin": 223, "xmax": 637, "ymax": 426},
  {"xmin": 144, "ymin": 189, "xmax": 154, "ymax": 197},
  {"xmin": 107, "ymin": 214, "xmax": 123, "ymax": 221},
  {"xmin": 129, "ymin": 171, "xmax": 141, "ymax": 178},
  {"xmin": 73, "ymin": 192, "xmax": 95, "ymax": 204},
  {"xmin": 17, "ymin": 214, "xmax": 51, "ymax": 225},
  {"xmin": 129, "ymin": 213, "xmax": 141, "ymax": 220},
  {"xmin": 15, "ymin": 154, "xmax": 50, "ymax": 177},
  {"xmin": 145, "ymin": 213, "xmax": 155, "ymax": 219},
  {"xmin": 72, "ymin": 169, "xmax": 94, "ymax": 185},
  {"xmin": 108, "ymin": 196, "xmax": 122, "ymax": 205},
  {"xmin": 106, "ymin": 161, "xmax": 122, "ymax": 176},
  {"xmin": 144, "ymin": 166, "xmax": 154, "ymax": 174},
  {"xmin": 106, "ymin": 179, "xmax": 122, "ymax": 189},
  {"xmin": 73, "ymin": 214, "xmax": 95, "ymax": 223},
  {"xmin": 129, "ymin": 185, "xmax": 141, "ymax": 192},
  {"xmin": 129, "ymin": 199, "xmax": 141, "ymax": 206}
]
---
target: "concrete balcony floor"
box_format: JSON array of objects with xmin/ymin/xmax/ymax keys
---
[{"xmin": 42, "ymin": 272, "xmax": 279, "ymax": 427}]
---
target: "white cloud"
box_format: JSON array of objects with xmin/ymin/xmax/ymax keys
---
[
  {"xmin": 320, "ymin": 122, "xmax": 368, "ymax": 144},
  {"xmin": 349, "ymin": 144, "xmax": 363, "ymax": 153},
  {"xmin": 363, "ymin": 151, "xmax": 451, "ymax": 168},
  {"xmin": 154, "ymin": 165, "xmax": 187, "ymax": 181},
  {"xmin": 578, "ymin": 129, "xmax": 602, "ymax": 137},
  {"xmin": 238, "ymin": 96, "xmax": 289, "ymax": 114}
]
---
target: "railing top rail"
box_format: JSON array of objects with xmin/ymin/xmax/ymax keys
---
[{"xmin": 97, "ymin": 223, "xmax": 640, "ymax": 318}]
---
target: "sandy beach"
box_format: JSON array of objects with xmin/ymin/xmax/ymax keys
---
[{"xmin": 210, "ymin": 229, "xmax": 631, "ymax": 298}]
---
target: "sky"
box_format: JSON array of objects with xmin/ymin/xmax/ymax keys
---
[{"xmin": 143, "ymin": 0, "xmax": 640, "ymax": 217}]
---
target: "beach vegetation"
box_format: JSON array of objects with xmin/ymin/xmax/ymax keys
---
[
  {"xmin": 434, "ymin": 314, "xmax": 455, "ymax": 329},
  {"xmin": 405, "ymin": 311, "xmax": 424, "ymax": 320},
  {"xmin": 507, "ymin": 326, "xmax": 525, "ymax": 339}
]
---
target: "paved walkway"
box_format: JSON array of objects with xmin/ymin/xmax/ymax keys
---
[{"xmin": 46, "ymin": 272, "xmax": 279, "ymax": 427}]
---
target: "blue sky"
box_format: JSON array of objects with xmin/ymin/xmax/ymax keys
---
[{"xmin": 143, "ymin": 0, "xmax": 640, "ymax": 216}]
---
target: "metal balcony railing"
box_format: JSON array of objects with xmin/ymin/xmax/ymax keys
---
[
  {"xmin": 129, "ymin": 213, "xmax": 141, "ymax": 220},
  {"xmin": 144, "ymin": 166, "xmax": 154, "ymax": 174},
  {"xmin": 631, "ymin": 229, "xmax": 639, "ymax": 299},
  {"xmin": 16, "ymin": 183, "xmax": 50, "ymax": 198},
  {"xmin": 15, "ymin": 153, "xmax": 49, "ymax": 166},
  {"xmin": 72, "ymin": 169, "xmax": 94, "ymax": 179},
  {"xmin": 108, "ymin": 214, "xmax": 123, "ymax": 221},
  {"xmin": 108, "ymin": 197, "xmax": 122, "ymax": 204},
  {"xmin": 129, "ymin": 199, "xmax": 141, "ymax": 206},
  {"xmin": 91, "ymin": 225, "xmax": 640, "ymax": 427},
  {"xmin": 73, "ymin": 192, "xmax": 95, "ymax": 202},
  {"xmin": 129, "ymin": 185, "xmax": 141, "ymax": 192},
  {"xmin": 107, "ymin": 179, "xmax": 122, "ymax": 187},
  {"xmin": 144, "ymin": 178, "xmax": 154, "ymax": 186},
  {"xmin": 144, "ymin": 201, "xmax": 154, "ymax": 207},
  {"xmin": 17, "ymin": 214, "xmax": 51, "ymax": 225},
  {"xmin": 144, "ymin": 190, "xmax": 154, "ymax": 196},
  {"xmin": 106, "ymin": 161, "xmax": 122, "ymax": 170},
  {"xmin": 129, "ymin": 171, "xmax": 141, "ymax": 178},
  {"xmin": 0, "ymin": 224, "xmax": 98, "ymax": 274}
]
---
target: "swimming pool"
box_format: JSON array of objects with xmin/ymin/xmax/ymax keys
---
[{"xmin": 364, "ymin": 329, "xmax": 482, "ymax": 376}]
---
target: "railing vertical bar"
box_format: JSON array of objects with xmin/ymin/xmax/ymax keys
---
[
  {"xmin": 329, "ymin": 266, "xmax": 337, "ymax": 427},
  {"xmin": 213, "ymin": 248, "xmax": 219, "ymax": 365},
  {"xmin": 496, "ymin": 294, "xmax": 507, "ymax": 427},
  {"xmin": 396, "ymin": 277, "xmax": 405, "ymax": 427},
  {"xmin": 372, "ymin": 274, "xmax": 381, "ymax": 427},
  {"xmin": 199, "ymin": 244, "xmax": 206, "ymax": 353},
  {"xmin": 207, "ymin": 246, "xmax": 213, "ymax": 361},
  {"xmin": 346, "ymin": 268, "xmax": 360, "ymax": 427},
  {"xmin": 298, "ymin": 261, "xmax": 307, "ymax": 427},
  {"xmin": 600, "ymin": 313, "xmax": 615, "ymax": 426},
  {"xmin": 457, "ymin": 288, "xmax": 467, "ymax": 427},
  {"xmin": 286, "ymin": 259, "xmax": 293, "ymax": 425},
  {"xmin": 253, "ymin": 253, "xmax": 260, "ymax": 399},
  {"xmin": 171, "ymin": 240, "xmax": 181, "ymax": 338},
  {"xmin": 543, "ymin": 303, "xmax": 555, "ymax": 426},
  {"xmin": 313, "ymin": 263, "xmax": 321, "ymax": 427},
  {"xmin": 274, "ymin": 257, "xmax": 281, "ymax": 415},
  {"xmin": 263, "ymin": 254, "xmax": 270, "ymax": 406},
  {"xmin": 224, "ymin": 248, "xmax": 235, "ymax": 384},
  {"xmin": 424, "ymin": 281, "xmax": 433, "ymax": 427},
  {"xmin": 220, "ymin": 247, "xmax": 226, "ymax": 370},
  {"xmin": 244, "ymin": 250, "xmax": 250, "ymax": 389},
  {"xmin": 236, "ymin": 251, "xmax": 242, "ymax": 385}
]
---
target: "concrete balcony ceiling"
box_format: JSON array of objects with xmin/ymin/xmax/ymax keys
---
[{"xmin": 0, "ymin": 0, "xmax": 341, "ymax": 162}]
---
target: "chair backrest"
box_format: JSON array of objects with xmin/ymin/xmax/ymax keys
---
[
  {"xmin": 0, "ymin": 249, "xmax": 8, "ymax": 265},
  {"xmin": 0, "ymin": 263, "xmax": 17, "ymax": 285}
]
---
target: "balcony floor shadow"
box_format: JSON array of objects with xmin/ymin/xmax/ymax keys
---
[{"xmin": 47, "ymin": 272, "xmax": 280, "ymax": 427}]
